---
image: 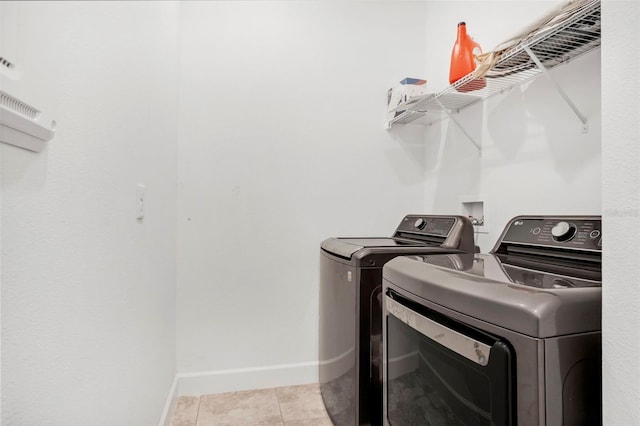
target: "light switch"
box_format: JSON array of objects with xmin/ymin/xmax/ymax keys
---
[{"xmin": 136, "ymin": 184, "xmax": 145, "ymax": 220}]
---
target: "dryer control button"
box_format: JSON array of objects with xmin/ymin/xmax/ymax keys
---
[{"xmin": 414, "ymin": 218, "xmax": 426, "ymax": 230}]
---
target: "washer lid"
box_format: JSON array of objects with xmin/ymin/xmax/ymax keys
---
[
  {"xmin": 383, "ymin": 254, "xmax": 601, "ymax": 338},
  {"xmin": 321, "ymin": 237, "xmax": 428, "ymax": 259}
]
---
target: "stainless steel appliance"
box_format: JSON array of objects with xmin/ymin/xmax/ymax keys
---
[
  {"xmin": 319, "ymin": 215, "xmax": 476, "ymax": 426},
  {"xmin": 382, "ymin": 216, "xmax": 602, "ymax": 425}
]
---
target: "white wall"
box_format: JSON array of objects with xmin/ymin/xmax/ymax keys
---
[
  {"xmin": 1, "ymin": 2, "xmax": 636, "ymax": 424},
  {"xmin": 602, "ymin": 1, "xmax": 640, "ymax": 424},
  {"xmin": 176, "ymin": 1, "xmax": 429, "ymax": 393},
  {"xmin": 422, "ymin": 1, "xmax": 601, "ymax": 251},
  {"xmin": 1, "ymin": 2, "xmax": 179, "ymax": 424}
]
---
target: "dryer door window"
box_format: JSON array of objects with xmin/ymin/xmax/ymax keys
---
[{"xmin": 384, "ymin": 291, "xmax": 514, "ymax": 426}]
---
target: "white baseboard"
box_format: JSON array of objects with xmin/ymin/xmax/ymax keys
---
[
  {"xmin": 158, "ymin": 375, "xmax": 179, "ymax": 426},
  {"xmin": 159, "ymin": 360, "xmax": 319, "ymax": 425},
  {"xmin": 177, "ymin": 360, "xmax": 319, "ymax": 396}
]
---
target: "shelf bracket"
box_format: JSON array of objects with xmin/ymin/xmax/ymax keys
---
[
  {"xmin": 436, "ymin": 98, "xmax": 481, "ymax": 154},
  {"xmin": 524, "ymin": 46, "xmax": 589, "ymax": 133}
]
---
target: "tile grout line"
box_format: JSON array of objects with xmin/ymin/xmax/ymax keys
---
[
  {"xmin": 274, "ymin": 387, "xmax": 286, "ymax": 425},
  {"xmin": 194, "ymin": 395, "xmax": 202, "ymax": 426}
]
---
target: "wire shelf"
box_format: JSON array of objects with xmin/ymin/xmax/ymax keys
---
[{"xmin": 387, "ymin": 0, "xmax": 600, "ymax": 129}]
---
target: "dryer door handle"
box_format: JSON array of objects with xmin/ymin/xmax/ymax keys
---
[{"xmin": 385, "ymin": 295, "xmax": 491, "ymax": 366}]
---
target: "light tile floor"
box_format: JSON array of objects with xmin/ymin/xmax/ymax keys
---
[{"xmin": 171, "ymin": 383, "xmax": 334, "ymax": 426}]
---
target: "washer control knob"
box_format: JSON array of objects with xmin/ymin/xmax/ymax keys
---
[
  {"xmin": 414, "ymin": 218, "xmax": 427, "ymax": 230},
  {"xmin": 551, "ymin": 221, "xmax": 577, "ymax": 242}
]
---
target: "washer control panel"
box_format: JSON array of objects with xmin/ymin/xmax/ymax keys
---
[
  {"xmin": 499, "ymin": 217, "xmax": 602, "ymax": 251},
  {"xmin": 395, "ymin": 215, "xmax": 456, "ymax": 237}
]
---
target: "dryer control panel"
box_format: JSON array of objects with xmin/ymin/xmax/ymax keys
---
[{"xmin": 495, "ymin": 216, "xmax": 602, "ymax": 252}]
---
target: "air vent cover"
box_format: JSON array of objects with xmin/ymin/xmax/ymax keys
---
[
  {"xmin": 1, "ymin": 90, "xmax": 40, "ymax": 119},
  {"xmin": 0, "ymin": 56, "xmax": 15, "ymax": 70},
  {"xmin": 0, "ymin": 89, "xmax": 56, "ymax": 152}
]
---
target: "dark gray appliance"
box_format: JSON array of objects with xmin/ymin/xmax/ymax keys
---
[
  {"xmin": 319, "ymin": 215, "xmax": 476, "ymax": 426},
  {"xmin": 382, "ymin": 216, "xmax": 602, "ymax": 426}
]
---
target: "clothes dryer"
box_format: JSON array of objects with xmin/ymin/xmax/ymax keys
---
[{"xmin": 382, "ymin": 216, "xmax": 602, "ymax": 425}]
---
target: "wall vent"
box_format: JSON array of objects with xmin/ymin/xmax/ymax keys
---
[
  {"xmin": 0, "ymin": 54, "xmax": 55, "ymax": 152},
  {"xmin": 0, "ymin": 89, "xmax": 55, "ymax": 152},
  {"xmin": 0, "ymin": 56, "xmax": 15, "ymax": 70},
  {"xmin": 1, "ymin": 90, "xmax": 40, "ymax": 119}
]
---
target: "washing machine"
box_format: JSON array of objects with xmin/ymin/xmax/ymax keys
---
[
  {"xmin": 382, "ymin": 216, "xmax": 602, "ymax": 425},
  {"xmin": 319, "ymin": 215, "xmax": 476, "ymax": 426}
]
